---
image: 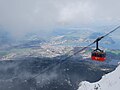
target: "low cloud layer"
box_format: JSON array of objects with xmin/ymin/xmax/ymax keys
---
[{"xmin": 0, "ymin": 0, "xmax": 120, "ymax": 38}]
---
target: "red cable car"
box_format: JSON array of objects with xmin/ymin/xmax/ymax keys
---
[
  {"xmin": 91, "ymin": 37, "xmax": 106, "ymax": 62},
  {"xmin": 91, "ymin": 50, "xmax": 106, "ymax": 61}
]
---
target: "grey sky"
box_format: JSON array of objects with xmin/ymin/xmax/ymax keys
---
[{"xmin": 0, "ymin": 0, "xmax": 120, "ymax": 37}]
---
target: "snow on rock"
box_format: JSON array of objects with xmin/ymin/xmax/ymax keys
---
[{"xmin": 78, "ymin": 65, "xmax": 120, "ymax": 90}]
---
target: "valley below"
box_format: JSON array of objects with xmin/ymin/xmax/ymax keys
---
[{"xmin": 0, "ymin": 58, "xmax": 116, "ymax": 90}]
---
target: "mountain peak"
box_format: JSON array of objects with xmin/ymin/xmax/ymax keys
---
[{"xmin": 78, "ymin": 64, "xmax": 120, "ymax": 90}]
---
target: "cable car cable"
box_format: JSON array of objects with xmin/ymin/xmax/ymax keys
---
[
  {"xmin": 30, "ymin": 42, "xmax": 95, "ymax": 79},
  {"xmin": 4, "ymin": 25, "xmax": 120, "ymax": 82},
  {"xmin": 26, "ymin": 25, "xmax": 120, "ymax": 80},
  {"xmin": 93, "ymin": 25, "xmax": 120, "ymax": 43},
  {"xmin": 102, "ymin": 25, "xmax": 120, "ymax": 38}
]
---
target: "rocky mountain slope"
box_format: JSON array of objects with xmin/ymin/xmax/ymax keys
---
[{"xmin": 78, "ymin": 64, "xmax": 120, "ymax": 90}]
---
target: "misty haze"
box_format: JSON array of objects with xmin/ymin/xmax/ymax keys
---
[{"xmin": 0, "ymin": 0, "xmax": 120, "ymax": 90}]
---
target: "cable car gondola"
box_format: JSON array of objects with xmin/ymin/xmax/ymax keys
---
[
  {"xmin": 91, "ymin": 49, "xmax": 106, "ymax": 61},
  {"xmin": 91, "ymin": 37, "xmax": 106, "ymax": 61}
]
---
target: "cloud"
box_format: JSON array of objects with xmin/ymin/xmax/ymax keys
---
[
  {"xmin": 0, "ymin": 0, "xmax": 120, "ymax": 38},
  {"xmin": 57, "ymin": 0, "xmax": 120, "ymax": 26},
  {"xmin": 0, "ymin": 0, "xmax": 59, "ymax": 38},
  {"xmin": 57, "ymin": 0, "xmax": 95, "ymax": 25}
]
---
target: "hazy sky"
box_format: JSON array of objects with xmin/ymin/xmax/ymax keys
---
[{"xmin": 0, "ymin": 0, "xmax": 120, "ymax": 38}]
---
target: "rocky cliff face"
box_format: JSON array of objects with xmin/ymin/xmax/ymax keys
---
[{"xmin": 78, "ymin": 64, "xmax": 120, "ymax": 90}]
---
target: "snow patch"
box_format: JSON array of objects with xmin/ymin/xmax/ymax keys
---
[{"xmin": 78, "ymin": 65, "xmax": 120, "ymax": 90}]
